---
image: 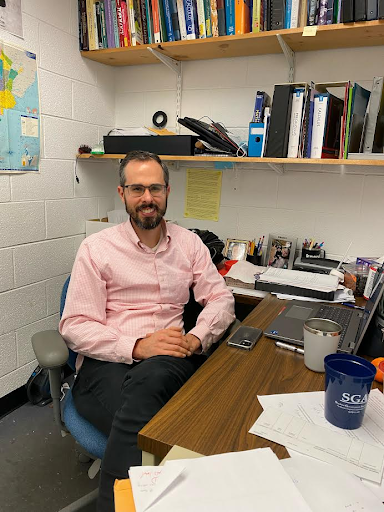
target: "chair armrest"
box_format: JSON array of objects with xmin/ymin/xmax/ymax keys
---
[{"xmin": 32, "ymin": 330, "xmax": 69, "ymax": 369}]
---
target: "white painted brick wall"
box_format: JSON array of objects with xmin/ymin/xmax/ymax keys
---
[{"xmin": 0, "ymin": 5, "xmax": 116, "ymax": 397}]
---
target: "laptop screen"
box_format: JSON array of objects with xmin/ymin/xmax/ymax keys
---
[{"xmin": 353, "ymin": 272, "xmax": 384, "ymax": 353}]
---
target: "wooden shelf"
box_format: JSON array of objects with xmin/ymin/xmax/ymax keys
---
[
  {"xmin": 77, "ymin": 154, "xmax": 384, "ymax": 166},
  {"xmin": 81, "ymin": 21, "xmax": 384, "ymax": 66}
]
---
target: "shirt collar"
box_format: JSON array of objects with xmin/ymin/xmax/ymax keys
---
[{"xmin": 123, "ymin": 218, "xmax": 171, "ymax": 249}]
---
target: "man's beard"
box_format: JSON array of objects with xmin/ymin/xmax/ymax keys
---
[{"xmin": 124, "ymin": 198, "xmax": 167, "ymax": 230}]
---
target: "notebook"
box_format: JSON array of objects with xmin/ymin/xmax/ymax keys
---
[{"xmin": 264, "ymin": 272, "xmax": 384, "ymax": 354}]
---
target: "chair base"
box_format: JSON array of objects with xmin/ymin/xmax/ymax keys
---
[{"xmin": 58, "ymin": 488, "xmax": 98, "ymax": 512}]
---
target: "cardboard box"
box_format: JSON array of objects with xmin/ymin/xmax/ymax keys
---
[{"xmin": 86, "ymin": 218, "xmax": 118, "ymax": 237}]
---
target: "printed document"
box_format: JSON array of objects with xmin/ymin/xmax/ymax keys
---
[
  {"xmin": 281, "ymin": 454, "xmax": 384, "ymax": 512},
  {"xmin": 129, "ymin": 448, "xmax": 312, "ymax": 512},
  {"xmin": 249, "ymin": 408, "xmax": 384, "ymax": 482},
  {"xmin": 258, "ymin": 267, "xmax": 339, "ymax": 292}
]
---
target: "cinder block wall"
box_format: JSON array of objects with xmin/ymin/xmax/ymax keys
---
[{"xmin": 0, "ymin": 0, "xmax": 117, "ymax": 398}]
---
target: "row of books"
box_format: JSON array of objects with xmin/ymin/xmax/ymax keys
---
[
  {"xmin": 78, "ymin": 0, "xmax": 248, "ymax": 50},
  {"xmin": 307, "ymin": 0, "xmax": 384, "ymax": 25},
  {"xmin": 248, "ymin": 77, "xmax": 384, "ymax": 159}
]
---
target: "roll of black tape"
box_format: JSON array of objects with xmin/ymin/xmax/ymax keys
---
[{"xmin": 152, "ymin": 111, "xmax": 167, "ymax": 128}]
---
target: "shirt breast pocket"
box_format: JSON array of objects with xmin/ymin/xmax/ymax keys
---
[{"xmin": 165, "ymin": 265, "xmax": 193, "ymax": 305}]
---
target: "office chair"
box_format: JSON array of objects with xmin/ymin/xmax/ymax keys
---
[{"xmin": 31, "ymin": 276, "xmax": 239, "ymax": 506}]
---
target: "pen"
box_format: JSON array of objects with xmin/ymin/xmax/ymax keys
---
[
  {"xmin": 275, "ymin": 341, "xmax": 304, "ymax": 354},
  {"xmin": 341, "ymin": 302, "xmax": 365, "ymax": 310}
]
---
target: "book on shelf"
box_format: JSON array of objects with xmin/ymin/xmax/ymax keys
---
[
  {"xmin": 287, "ymin": 87, "xmax": 306, "ymax": 158},
  {"xmin": 348, "ymin": 152, "xmax": 384, "ymax": 160},
  {"xmin": 265, "ymin": 84, "xmax": 294, "ymax": 158}
]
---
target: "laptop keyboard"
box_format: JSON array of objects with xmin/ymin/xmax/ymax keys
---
[{"xmin": 316, "ymin": 305, "xmax": 353, "ymax": 347}]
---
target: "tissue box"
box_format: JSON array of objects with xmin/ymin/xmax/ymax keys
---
[{"xmin": 86, "ymin": 218, "xmax": 118, "ymax": 237}]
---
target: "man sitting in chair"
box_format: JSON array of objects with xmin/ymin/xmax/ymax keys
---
[{"xmin": 59, "ymin": 150, "xmax": 235, "ymax": 512}]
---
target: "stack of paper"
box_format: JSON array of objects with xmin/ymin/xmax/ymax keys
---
[
  {"xmin": 258, "ymin": 267, "xmax": 340, "ymax": 293},
  {"xmin": 129, "ymin": 448, "xmax": 312, "ymax": 512},
  {"xmin": 224, "ymin": 260, "xmax": 266, "ymax": 290}
]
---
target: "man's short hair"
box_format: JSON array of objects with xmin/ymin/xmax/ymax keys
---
[{"xmin": 119, "ymin": 151, "xmax": 169, "ymax": 187}]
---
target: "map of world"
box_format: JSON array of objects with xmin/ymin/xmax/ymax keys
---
[{"xmin": 0, "ymin": 41, "xmax": 39, "ymax": 172}]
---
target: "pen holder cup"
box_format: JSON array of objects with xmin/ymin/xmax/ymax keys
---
[
  {"xmin": 302, "ymin": 248, "xmax": 322, "ymax": 259},
  {"xmin": 247, "ymin": 254, "xmax": 262, "ymax": 266}
]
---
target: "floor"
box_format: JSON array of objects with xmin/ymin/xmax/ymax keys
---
[{"xmin": 0, "ymin": 401, "xmax": 98, "ymax": 512}]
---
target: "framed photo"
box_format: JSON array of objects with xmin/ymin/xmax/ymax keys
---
[
  {"xmin": 266, "ymin": 234, "xmax": 297, "ymax": 270},
  {"xmin": 224, "ymin": 239, "xmax": 249, "ymax": 261}
]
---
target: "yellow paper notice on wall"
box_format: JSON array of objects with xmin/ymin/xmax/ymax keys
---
[{"xmin": 184, "ymin": 168, "xmax": 222, "ymax": 222}]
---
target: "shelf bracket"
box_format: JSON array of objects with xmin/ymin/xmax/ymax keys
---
[
  {"xmin": 147, "ymin": 48, "xmax": 182, "ymax": 134},
  {"xmin": 267, "ymin": 162, "xmax": 285, "ymax": 174},
  {"xmin": 276, "ymin": 34, "xmax": 295, "ymax": 83}
]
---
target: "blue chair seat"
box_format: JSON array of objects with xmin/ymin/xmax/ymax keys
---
[{"xmin": 63, "ymin": 388, "xmax": 108, "ymax": 460}]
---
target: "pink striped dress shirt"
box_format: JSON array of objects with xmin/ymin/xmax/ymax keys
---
[{"xmin": 59, "ymin": 220, "xmax": 235, "ymax": 370}]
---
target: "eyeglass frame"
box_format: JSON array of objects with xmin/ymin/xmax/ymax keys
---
[{"xmin": 123, "ymin": 183, "xmax": 168, "ymax": 197}]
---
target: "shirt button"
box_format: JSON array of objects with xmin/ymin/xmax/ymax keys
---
[{"xmin": 120, "ymin": 357, "xmax": 125, "ymax": 362}]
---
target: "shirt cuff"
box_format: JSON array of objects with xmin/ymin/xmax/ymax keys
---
[
  {"xmin": 115, "ymin": 334, "xmax": 137, "ymax": 364},
  {"xmin": 189, "ymin": 324, "xmax": 212, "ymax": 353}
]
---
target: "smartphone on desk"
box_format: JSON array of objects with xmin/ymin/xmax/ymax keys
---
[{"xmin": 226, "ymin": 326, "xmax": 263, "ymax": 350}]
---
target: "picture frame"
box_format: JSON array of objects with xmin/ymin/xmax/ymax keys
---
[
  {"xmin": 224, "ymin": 239, "xmax": 250, "ymax": 261},
  {"xmin": 266, "ymin": 234, "xmax": 297, "ymax": 270}
]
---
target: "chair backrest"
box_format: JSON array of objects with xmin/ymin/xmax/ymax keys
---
[{"xmin": 60, "ymin": 276, "xmax": 77, "ymax": 371}]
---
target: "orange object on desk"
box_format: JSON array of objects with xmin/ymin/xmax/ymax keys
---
[
  {"xmin": 372, "ymin": 358, "xmax": 384, "ymax": 383},
  {"xmin": 218, "ymin": 260, "xmax": 238, "ymax": 276},
  {"xmin": 114, "ymin": 479, "xmax": 136, "ymax": 512}
]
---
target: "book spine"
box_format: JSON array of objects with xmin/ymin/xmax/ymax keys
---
[
  {"xmin": 128, "ymin": 0, "xmax": 137, "ymax": 45},
  {"xmin": 80, "ymin": 0, "xmax": 89, "ymax": 50},
  {"xmin": 110, "ymin": 0, "xmax": 120, "ymax": 46},
  {"xmin": 196, "ymin": 0, "xmax": 207, "ymax": 36},
  {"xmin": 151, "ymin": 0, "xmax": 161, "ymax": 41},
  {"xmin": 99, "ymin": 1, "xmax": 109, "ymax": 47},
  {"xmin": 252, "ymin": 0, "xmax": 261, "ymax": 31},
  {"xmin": 86, "ymin": 0, "xmax": 97, "ymax": 50},
  {"xmin": 305, "ymin": 95, "xmax": 315, "ymax": 157},
  {"xmin": 287, "ymin": 89, "xmax": 305, "ymax": 158},
  {"xmin": 317, "ymin": 0, "xmax": 327, "ymax": 23},
  {"xmin": 158, "ymin": 0, "xmax": 169, "ymax": 41},
  {"xmin": 210, "ymin": 0, "xmax": 219, "ymax": 35},
  {"xmin": 145, "ymin": 0, "xmax": 154, "ymax": 42},
  {"xmin": 183, "ymin": 0, "xmax": 198, "ymax": 38},
  {"xmin": 177, "ymin": 0, "xmax": 188, "ymax": 38},
  {"xmin": 225, "ymin": 0, "xmax": 235, "ymax": 33},
  {"xmin": 307, "ymin": 0, "xmax": 318, "ymax": 24},
  {"xmin": 343, "ymin": 86, "xmax": 354, "ymax": 159},
  {"xmin": 235, "ymin": 0, "xmax": 250, "ymax": 34},
  {"xmin": 290, "ymin": 0, "xmax": 300, "ymax": 26},
  {"xmin": 104, "ymin": 0, "xmax": 115, "ymax": 47},
  {"xmin": 285, "ymin": 0, "xmax": 292, "ymax": 27},
  {"xmin": 310, "ymin": 95, "xmax": 328, "ymax": 159},
  {"xmin": 253, "ymin": 92, "xmax": 265, "ymax": 122},
  {"xmin": 163, "ymin": 0, "xmax": 176, "ymax": 39},
  {"xmin": 115, "ymin": 0, "xmax": 126, "ymax": 45},
  {"xmin": 140, "ymin": 0, "xmax": 149, "ymax": 42},
  {"xmin": 78, "ymin": 0, "xmax": 84, "ymax": 50},
  {"xmin": 95, "ymin": 2, "xmax": 103, "ymax": 48},
  {"xmin": 169, "ymin": 0, "xmax": 181, "ymax": 38},
  {"xmin": 217, "ymin": 0, "xmax": 226, "ymax": 34}
]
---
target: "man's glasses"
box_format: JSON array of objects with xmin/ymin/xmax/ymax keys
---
[{"xmin": 123, "ymin": 184, "xmax": 167, "ymax": 197}]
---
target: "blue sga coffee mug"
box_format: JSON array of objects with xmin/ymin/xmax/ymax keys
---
[{"xmin": 324, "ymin": 353, "xmax": 376, "ymax": 430}]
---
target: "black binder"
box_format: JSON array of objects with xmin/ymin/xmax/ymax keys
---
[
  {"xmin": 341, "ymin": 0, "xmax": 354, "ymax": 21},
  {"xmin": 366, "ymin": 0, "xmax": 378, "ymax": 19},
  {"xmin": 379, "ymin": 0, "xmax": 384, "ymax": 17},
  {"xmin": 270, "ymin": 0, "xmax": 285, "ymax": 29},
  {"xmin": 265, "ymin": 85, "xmax": 294, "ymax": 158},
  {"xmin": 354, "ymin": 0, "xmax": 367, "ymax": 20}
]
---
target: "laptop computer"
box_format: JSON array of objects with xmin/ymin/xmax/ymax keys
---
[{"xmin": 264, "ymin": 272, "xmax": 384, "ymax": 354}]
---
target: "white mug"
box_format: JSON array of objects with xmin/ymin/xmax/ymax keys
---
[{"xmin": 303, "ymin": 318, "xmax": 342, "ymax": 372}]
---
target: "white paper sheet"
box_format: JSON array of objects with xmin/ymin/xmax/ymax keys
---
[
  {"xmin": 225, "ymin": 260, "xmax": 266, "ymax": 283},
  {"xmin": 281, "ymin": 454, "xmax": 384, "ymax": 512},
  {"xmin": 249, "ymin": 408, "xmax": 384, "ymax": 482},
  {"xmin": 130, "ymin": 448, "xmax": 312, "ymax": 512},
  {"xmin": 257, "ymin": 389, "xmax": 384, "ymax": 449},
  {"xmin": 128, "ymin": 464, "xmax": 185, "ymax": 512}
]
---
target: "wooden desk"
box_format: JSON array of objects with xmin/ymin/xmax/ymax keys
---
[{"xmin": 138, "ymin": 294, "xmax": 381, "ymax": 464}]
